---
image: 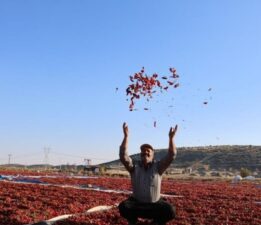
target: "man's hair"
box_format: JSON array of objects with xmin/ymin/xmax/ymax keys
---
[{"xmin": 140, "ymin": 143, "xmax": 154, "ymax": 151}]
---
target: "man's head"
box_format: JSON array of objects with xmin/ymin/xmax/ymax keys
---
[{"xmin": 140, "ymin": 144, "xmax": 154, "ymax": 166}]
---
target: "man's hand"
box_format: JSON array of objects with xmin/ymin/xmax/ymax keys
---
[
  {"xmin": 159, "ymin": 124, "xmax": 178, "ymax": 175},
  {"xmin": 123, "ymin": 122, "xmax": 129, "ymax": 137},
  {"xmin": 169, "ymin": 125, "xmax": 178, "ymax": 139}
]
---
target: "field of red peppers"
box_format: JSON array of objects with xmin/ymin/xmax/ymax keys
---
[{"xmin": 0, "ymin": 170, "xmax": 260, "ymax": 225}]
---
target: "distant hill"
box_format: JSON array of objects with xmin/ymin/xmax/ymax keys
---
[
  {"xmin": 0, "ymin": 164, "xmax": 26, "ymax": 168},
  {"xmin": 2, "ymin": 145, "xmax": 260, "ymax": 173},
  {"xmin": 101, "ymin": 145, "xmax": 261, "ymax": 171}
]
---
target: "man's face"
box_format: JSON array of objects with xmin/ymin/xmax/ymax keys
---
[{"xmin": 140, "ymin": 147, "xmax": 154, "ymax": 165}]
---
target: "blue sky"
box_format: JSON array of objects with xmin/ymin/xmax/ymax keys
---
[{"xmin": 0, "ymin": 0, "xmax": 260, "ymax": 165}]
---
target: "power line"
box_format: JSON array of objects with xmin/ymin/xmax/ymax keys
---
[
  {"xmin": 51, "ymin": 151, "xmax": 82, "ymax": 159},
  {"xmin": 51, "ymin": 151, "xmax": 113, "ymax": 161},
  {"xmin": 0, "ymin": 150, "xmax": 115, "ymax": 165},
  {"xmin": 12, "ymin": 152, "xmax": 43, "ymax": 159}
]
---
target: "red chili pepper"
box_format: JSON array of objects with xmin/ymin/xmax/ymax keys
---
[
  {"xmin": 126, "ymin": 67, "xmax": 179, "ymax": 111},
  {"xmin": 129, "ymin": 76, "xmax": 134, "ymax": 82}
]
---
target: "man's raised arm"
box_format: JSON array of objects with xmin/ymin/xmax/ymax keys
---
[
  {"xmin": 119, "ymin": 122, "xmax": 134, "ymax": 173},
  {"xmin": 158, "ymin": 125, "xmax": 178, "ymax": 175}
]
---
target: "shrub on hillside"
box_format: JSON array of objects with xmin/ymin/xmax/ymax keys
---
[{"xmin": 240, "ymin": 168, "xmax": 251, "ymax": 178}]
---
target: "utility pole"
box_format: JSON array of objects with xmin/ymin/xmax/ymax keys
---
[
  {"xmin": 84, "ymin": 158, "xmax": 92, "ymax": 167},
  {"xmin": 8, "ymin": 154, "xmax": 12, "ymax": 165},
  {"xmin": 44, "ymin": 147, "xmax": 50, "ymax": 170}
]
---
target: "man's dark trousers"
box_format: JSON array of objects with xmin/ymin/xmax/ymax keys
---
[{"xmin": 119, "ymin": 196, "xmax": 175, "ymax": 224}]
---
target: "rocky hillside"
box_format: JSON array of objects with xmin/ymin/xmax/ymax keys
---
[{"xmin": 102, "ymin": 145, "xmax": 261, "ymax": 171}]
